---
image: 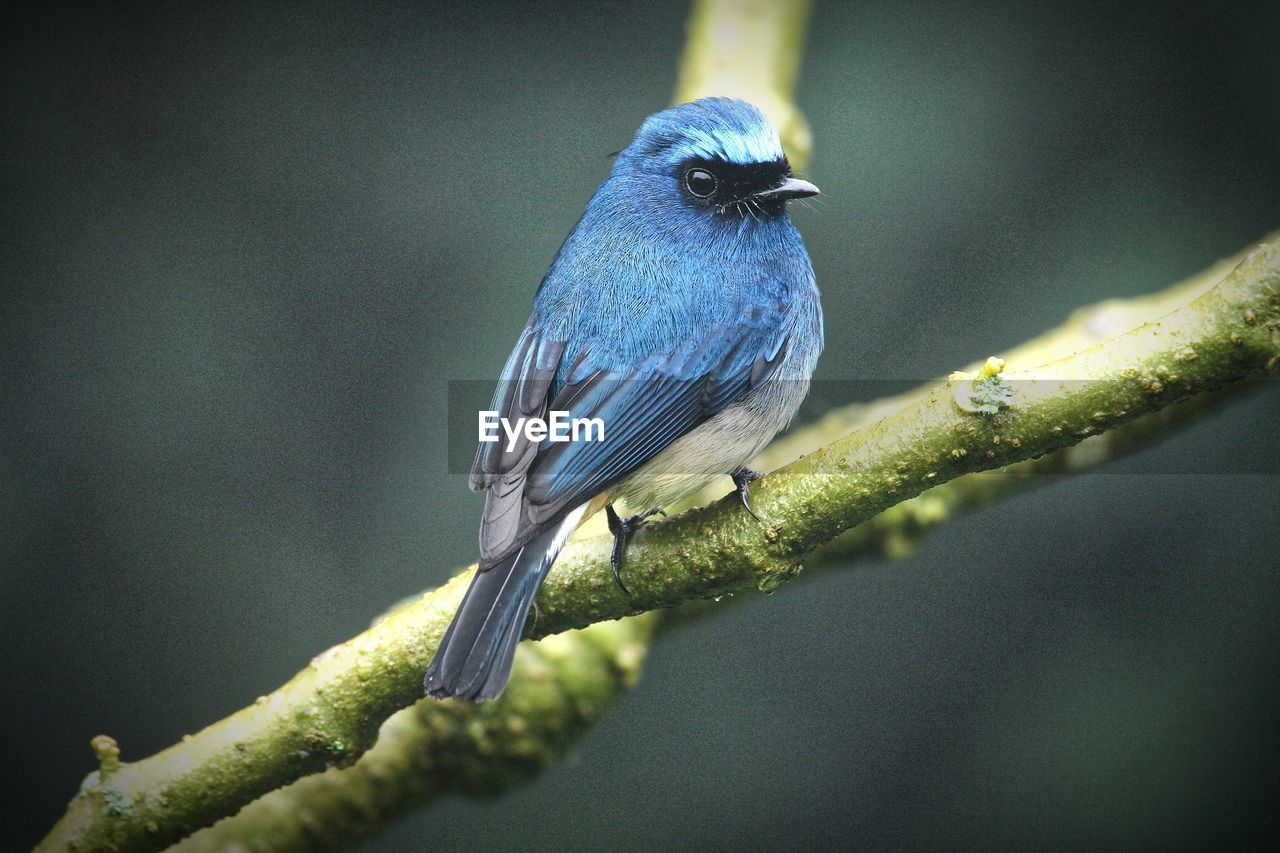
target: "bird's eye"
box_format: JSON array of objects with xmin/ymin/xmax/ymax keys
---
[{"xmin": 684, "ymin": 167, "xmax": 717, "ymax": 198}]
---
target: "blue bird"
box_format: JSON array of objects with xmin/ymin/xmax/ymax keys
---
[{"xmin": 425, "ymin": 97, "xmax": 823, "ymax": 700}]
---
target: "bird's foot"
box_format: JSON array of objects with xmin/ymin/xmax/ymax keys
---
[
  {"xmin": 605, "ymin": 505, "xmax": 665, "ymax": 594},
  {"xmin": 730, "ymin": 466, "xmax": 764, "ymax": 523}
]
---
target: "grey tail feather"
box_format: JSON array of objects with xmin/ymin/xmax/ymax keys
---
[{"xmin": 424, "ymin": 514, "xmax": 575, "ymax": 701}]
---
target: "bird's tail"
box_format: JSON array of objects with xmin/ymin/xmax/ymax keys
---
[{"xmin": 424, "ymin": 503, "xmax": 586, "ymax": 701}]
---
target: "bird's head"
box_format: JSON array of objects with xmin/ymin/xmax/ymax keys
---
[{"xmin": 611, "ymin": 97, "xmax": 819, "ymax": 222}]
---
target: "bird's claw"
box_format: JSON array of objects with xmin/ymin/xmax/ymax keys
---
[
  {"xmin": 730, "ymin": 466, "xmax": 764, "ymax": 523},
  {"xmin": 605, "ymin": 505, "xmax": 664, "ymax": 594}
]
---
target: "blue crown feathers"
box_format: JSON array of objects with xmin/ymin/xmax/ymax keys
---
[{"xmin": 622, "ymin": 97, "xmax": 785, "ymax": 168}]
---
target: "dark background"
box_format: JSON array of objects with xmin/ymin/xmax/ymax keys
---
[{"xmin": 4, "ymin": 1, "xmax": 1279, "ymax": 849}]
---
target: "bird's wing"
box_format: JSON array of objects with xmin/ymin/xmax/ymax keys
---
[
  {"xmin": 469, "ymin": 317, "xmax": 565, "ymax": 492},
  {"xmin": 522, "ymin": 317, "xmax": 787, "ymax": 517},
  {"xmin": 470, "ymin": 300, "xmax": 789, "ymax": 567}
]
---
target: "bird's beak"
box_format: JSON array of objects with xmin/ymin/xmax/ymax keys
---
[{"xmin": 754, "ymin": 176, "xmax": 821, "ymax": 202}]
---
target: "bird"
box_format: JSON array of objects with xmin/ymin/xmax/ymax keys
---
[{"xmin": 424, "ymin": 97, "xmax": 823, "ymax": 701}]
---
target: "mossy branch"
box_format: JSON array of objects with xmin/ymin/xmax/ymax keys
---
[
  {"xmin": 41, "ymin": 236, "xmax": 1280, "ymax": 852},
  {"xmin": 170, "ymin": 617, "xmax": 658, "ymax": 852}
]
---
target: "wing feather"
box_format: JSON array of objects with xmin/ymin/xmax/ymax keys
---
[{"xmin": 471, "ymin": 299, "xmax": 789, "ymax": 567}]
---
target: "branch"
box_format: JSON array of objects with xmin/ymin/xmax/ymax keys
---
[
  {"xmin": 41, "ymin": 235, "xmax": 1280, "ymax": 851},
  {"xmin": 169, "ymin": 617, "xmax": 657, "ymax": 852}
]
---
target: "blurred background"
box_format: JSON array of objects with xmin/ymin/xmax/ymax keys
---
[{"xmin": 4, "ymin": 1, "xmax": 1279, "ymax": 849}]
